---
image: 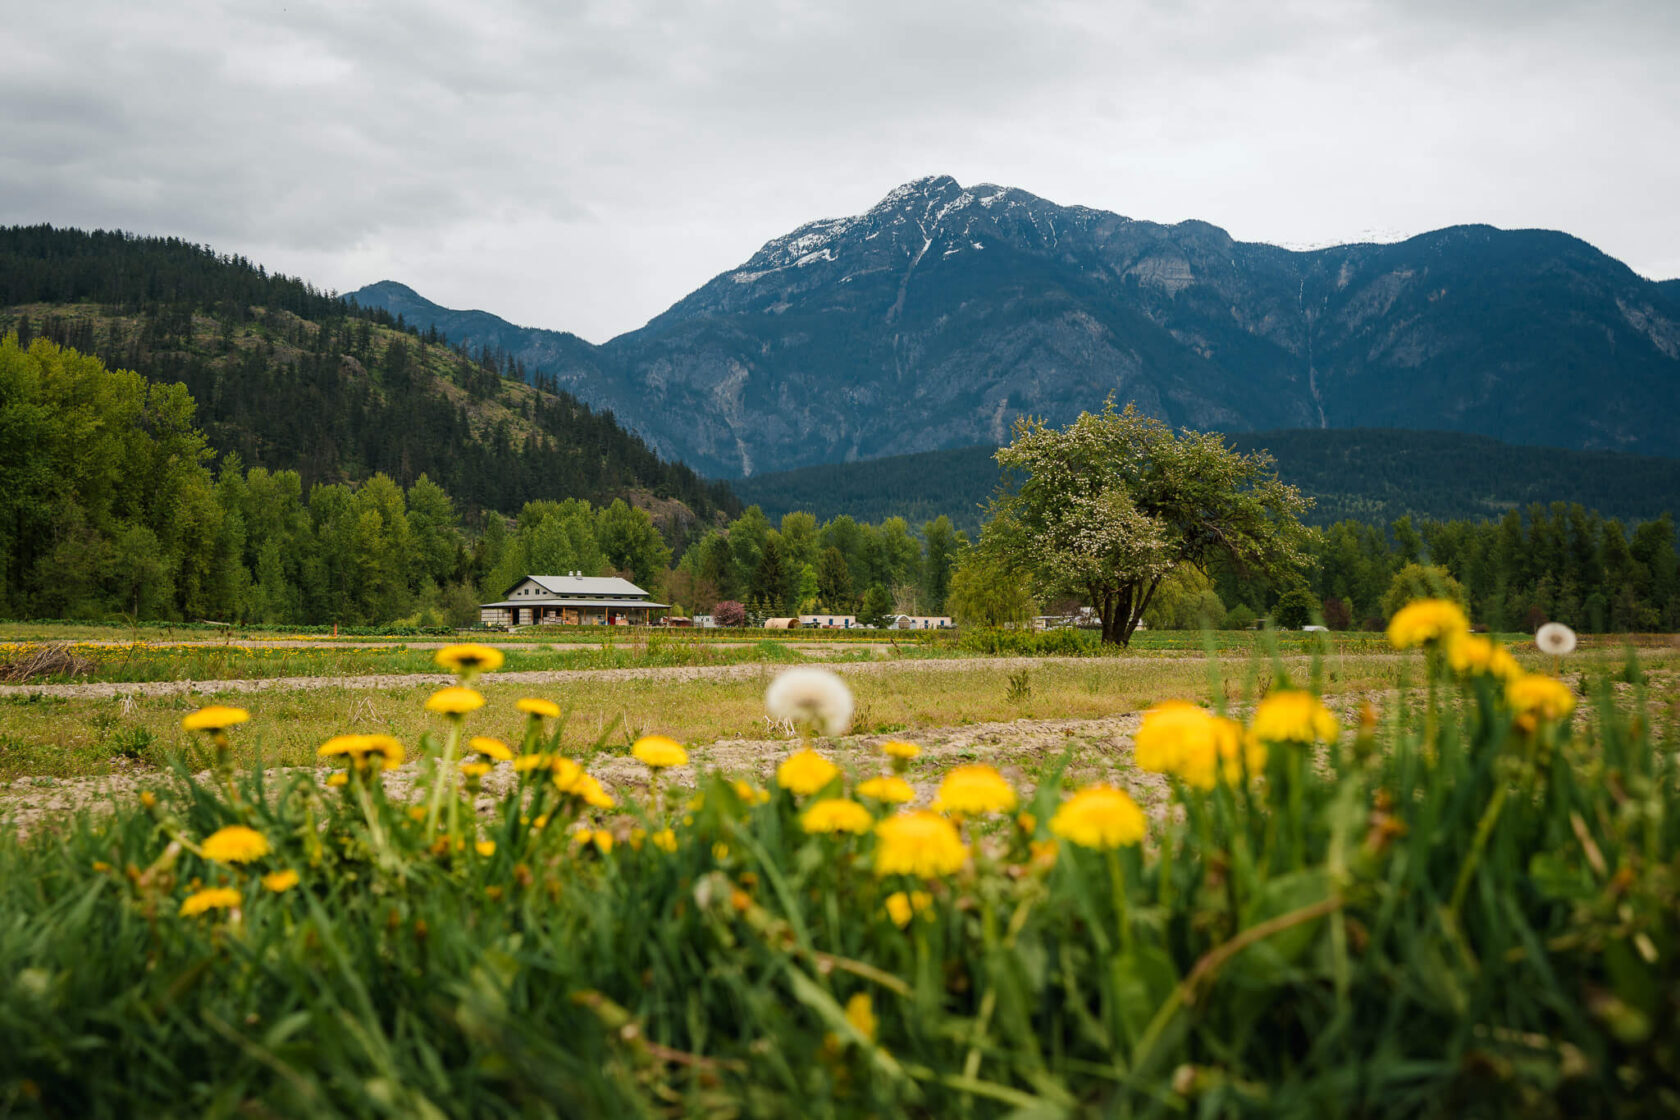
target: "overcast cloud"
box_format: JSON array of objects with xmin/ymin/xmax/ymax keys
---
[{"xmin": 5, "ymin": 0, "xmax": 1678, "ymax": 341}]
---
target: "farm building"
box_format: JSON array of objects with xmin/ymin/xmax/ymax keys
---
[
  {"xmin": 479, "ymin": 573, "xmax": 667, "ymax": 628},
  {"xmin": 799, "ymin": 614, "xmax": 858, "ymax": 629},
  {"xmin": 889, "ymin": 614, "xmax": 953, "ymax": 630},
  {"xmin": 762, "ymin": 617, "xmax": 799, "ymax": 629}
]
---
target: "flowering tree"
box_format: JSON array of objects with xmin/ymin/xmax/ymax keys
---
[
  {"xmin": 990, "ymin": 400, "xmax": 1311, "ymax": 645},
  {"xmin": 712, "ymin": 599, "xmax": 747, "ymax": 628}
]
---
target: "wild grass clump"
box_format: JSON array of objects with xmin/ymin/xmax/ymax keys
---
[{"xmin": 1, "ymin": 614, "xmax": 1676, "ymax": 1116}]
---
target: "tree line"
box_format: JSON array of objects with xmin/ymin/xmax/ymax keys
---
[{"xmin": 1, "ymin": 225, "xmax": 738, "ymax": 527}]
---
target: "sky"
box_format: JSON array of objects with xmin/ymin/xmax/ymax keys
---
[{"xmin": 6, "ymin": 0, "xmax": 1679, "ymax": 343}]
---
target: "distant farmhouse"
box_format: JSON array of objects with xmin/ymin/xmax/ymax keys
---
[
  {"xmin": 799, "ymin": 613, "xmax": 858, "ymax": 629},
  {"xmin": 480, "ymin": 573, "xmax": 666, "ymax": 627},
  {"xmin": 890, "ymin": 615, "xmax": 953, "ymax": 630}
]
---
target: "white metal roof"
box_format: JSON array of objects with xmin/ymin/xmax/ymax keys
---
[{"xmin": 503, "ymin": 574, "xmax": 650, "ymax": 598}]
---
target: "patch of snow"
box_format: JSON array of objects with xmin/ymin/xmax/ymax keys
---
[
  {"xmin": 972, "ymin": 241, "xmax": 984, "ymax": 250},
  {"xmin": 796, "ymin": 247, "xmax": 836, "ymax": 267}
]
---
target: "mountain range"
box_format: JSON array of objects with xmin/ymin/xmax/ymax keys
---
[{"xmin": 352, "ymin": 175, "xmax": 1680, "ymax": 478}]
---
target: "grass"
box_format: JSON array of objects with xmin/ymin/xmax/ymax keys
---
[
  {"xmin": 3, "ymin": 643, "xmax": 1671, "ymax": 784},
  {"xmin": 0, "ymin": 628, "xmax": 1674, "ymax": 1114}
]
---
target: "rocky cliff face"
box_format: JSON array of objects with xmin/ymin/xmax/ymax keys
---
[{"xmin": 352, "ymin": 176, "xmax": 1680, "ymax": 477}]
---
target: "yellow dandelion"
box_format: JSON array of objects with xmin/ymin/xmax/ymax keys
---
[
  {"xmin": 1250, "ymin": 690, "xmax": 1338, "ymax": 744},
  {"xmin": 1132, "ymin": 700, "xmax": 1212, "ymax": 775},
  {"xmin": 801, "ymin": 798, "xmax": 874, "ymax": 834},
  {"xmin": 326, "ymin": 772, "xmax": 349, "ymax": 788},
  {"xmin": 874, "ymin": 811, "xmax": 968, "ymax": 878},
  {"xmin": 200, "ymin": 825, "xmax": 271, "ymax": 864},
  {"xmin": 1386, "ymin": 599, "xmax": 1470, "ymax": 650},
  {"xmin": 179, "ymin": 886, "xmax": 242, "ymax": 916},
  {"xmin": 572, "ymin": 773, "xmax": 616, "ymax": 810},
  {"xmin": 469, "ymin": 736, "xmax": 513, "ymax": 761},
  {"xmin": 844, "ymin": 992, "xmax": 877, "ymax": 1044},
  {"xmin": 1446, "ymin": 634, "xmax": 1523, "ymax": 682},
  {"xmin": 932, "ymin": 764, "xmax": 1016, "ymax": 815},
  {"xmin": 651, "ymin": 828, "xmax": 679, "ymax": 853},
  {"xmin": 776, "ymin": 748, "xmax": 840, "ymax": 796},
  {"xmin": 513, "ymin": 752, "xmax": 555, "ymax": 773},
  {"xmin": 1507, "ymin": 673, "xmax": 1576, "ymax": 725},
  {"xmin": 261, "ymin": 869, "xmax": 300, "ymax": 893},
  {"xmin": 516, "ymin": 697, "xmax": 561, "ymax": 719},
  {"xmin": 881, "ymin": 740, "xmax": 920, "ymax": 761},
  {"xmin": 732, "ymin": 779, "xmax": 772, "ymax": 805},
  {"xmin": 856, "ymin": 775, "xmax": 915, "ymax": 804},
  {"xmin": 425, "ymin": 686, "xmax": 485, "ymax": 717},
  {"xmin": 475, "ymin": 840, "xmax": 496, "ymax": 857},
  {"xmin": 1049, "ymin": 786, "xmax": 1147, "ymax": 850},
  {"xmin": 591, "ymin": 829, "xmax": 615, "ymax": 854},
  {"xmin": 459, "ymin": 760, "xmax": 492, "ymax": 779},
  {"xmin": 884, "ymin": 889, "xmax": 933, "ymax": 928},
  {"xmin": 434, "ymin": 644, "xmax": 505, "ymax": 674},
  {"xmin": 360, "ymin": 735, "xmax": 405, "ymax": 769},
  {"xmin": 1176, "ymin": 715, "xmax": 1266, "ymax": 790},
  {"xmin": 181, "ymin": 706, "xmax": 250, "ymax": 733},
  {"xmin": 632, "ymin": 735, "xmax": 689, "ymax": 769}
]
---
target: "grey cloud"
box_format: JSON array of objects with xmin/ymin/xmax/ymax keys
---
[{"xmin": 3, "ymin": 0, "xmax": 1677, "ymax": 340}]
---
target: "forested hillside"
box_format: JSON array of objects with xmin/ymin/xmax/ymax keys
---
[
  {"xmin": 733, "ymin": 430, "xmax": 1680, "ymax": 533},
  {"xmin": 0, "ymin": 226, "xmax": 736, "ymax": 524}
]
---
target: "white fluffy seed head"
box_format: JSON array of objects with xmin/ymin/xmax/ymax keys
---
[
  {"xmin": 1535, "ymin": 622, "xmax": 1578, "ymax": 656},
  {"xmin": 765, "ymin": 667, "xmax": 854, "ymax": 737}
]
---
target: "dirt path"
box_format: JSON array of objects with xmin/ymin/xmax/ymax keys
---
[
  {"xmin": 32, "ymin": 638, "xmax": 908, "ymax": 654},
  {"xmin": 0, "ymin": 711, "xmax": 1165, "ymax": 834},
  {"xmin": 0, "ymin": 656, "xmax": 1084, "ymax": 701}
]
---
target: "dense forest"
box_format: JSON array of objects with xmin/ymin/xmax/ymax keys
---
[
  {"xmin": 733, "ymin": 431, "xmax": 1680, "ymax": 534},
  {"xmin": 2, "ymin": 330, "xmax": 1674, "ymax": 633},
  {"xmin": 0, "ymin": 225, "xmax": 737, "ymax": 525}
]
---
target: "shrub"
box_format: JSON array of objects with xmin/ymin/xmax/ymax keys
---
[{"xmin": 1272, "ymin": 587, "xmax": 1321, "ymax": 629}]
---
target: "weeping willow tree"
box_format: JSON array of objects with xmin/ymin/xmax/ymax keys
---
[{"xmin": 988, "ymin": 400, "xmax": 1313, "ymax": 645}]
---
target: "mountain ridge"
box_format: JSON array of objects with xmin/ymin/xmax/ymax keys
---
[{"xmin": 348, "ymin": 175, "xmax": 1680, "ymax": 476}]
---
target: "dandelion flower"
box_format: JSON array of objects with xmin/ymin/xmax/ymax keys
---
[
  {"xmin": 765, "ymin": 667, "xmax": 854, "ymax": 737},
  {"xmin": 475, "ymin": 840, "xmax": 496, "ymax": 857},
  {"xmin": 513, "ymin": 753, "xmax": 555, "ymax": 773},
  {"xmin": 844, "ymin": 992, "xmax": 877, "ymax": 1043},
  {"xmin": 651, "ymin": 828, "xmax": 678, "ymax": 853},
  {"xmin": 856, "ymin": 776, "xmax": 915, "ymax": 804},
  {"xmin": 360, "ymin": 735, "xmax": 405, "ymax": 769},
  {"xmin": 932, "ymin": 764, "xmax": 1016, "ymax": 815},
  {"xmin": 1049, "ymin": 786, "xmax": 1146, "ymax": 850},
  {"xmin": 426, "ymin": 686, "xmax": 485, "ymax": 717},
  {"xmin": 1447, "ymin": 634, "xmax": 1523, "ymax": 681},
  {"xmin": 326, "ymin": 772, "xmax": 349, "ymax": 788},
  {"xmin": 573, "ymin": 773, "xmax": 616, "ymax": 810},
  {"xmin": 874, "ymin": 811, "xmax": 968, "ymax": 878},
  {"xmin": 261, "ymin": 869, "xmax": 300, "ymax": 893},
  {"xmin": 884, "ymin": 889, "xmax": 934, "ymax": 929},
  {"xmin": 1535, "ymin": 622, "xmax": 1578, "ymax": 656},
  {"xmin": 732, "ymin": 779, "xmax": 772, "ymax": 805},
  {"xmin": 1386, "ymin": 599, "xmax": 1470, "ymax": 649},
  {"xmin": 776, "ymin": 749, "xmax": 840, "ymax": 796},
  {"xmin": 181, "ymin": 706, "xmax": 250, "ymax": 733},
  {"xmin": 801, "ymin": 798, "xmax": 874, "ymax": 834},
  {"xmin": 632, "ymin": 735, "xmax": 688, "ymax": 769},
  {"xmin": 1250, "ymin": 690, "xmax": 1338, "ymax": 744},
  {"xmin": 1132, "ymin": 700, "xmax": 1213, "ymax": 775},
  {"xmin": 200, "ymin": 825, "xmax": 271, "ymax": 864},
  {"xmin": 434, "ymin": 644, "xmax": 505, "ymax": 674},
  {"xmin": 516, "ymin": 697, "xmax": 561, "ymax": 719},
  {"xmin": 460, "ymin": 760, "xmax": 492, "ymax": 779},
  {"xmin": 179, "ymin": 886, "xmax": 242, "ymax": 916},
  {"xmin": 1176, "ymin": 716, "xmax": 1266, "ymax": 790},
  {"xmin": 1507, "ymin": 673, "xmax": 1576, "ymax": 724},
  {"xmin": 880, "ymin": 740, "xmax": 920, "ymax": 761},
  {"xmin": 469, "ymin": 736, "xmax": 513, "ymax": 761}
]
